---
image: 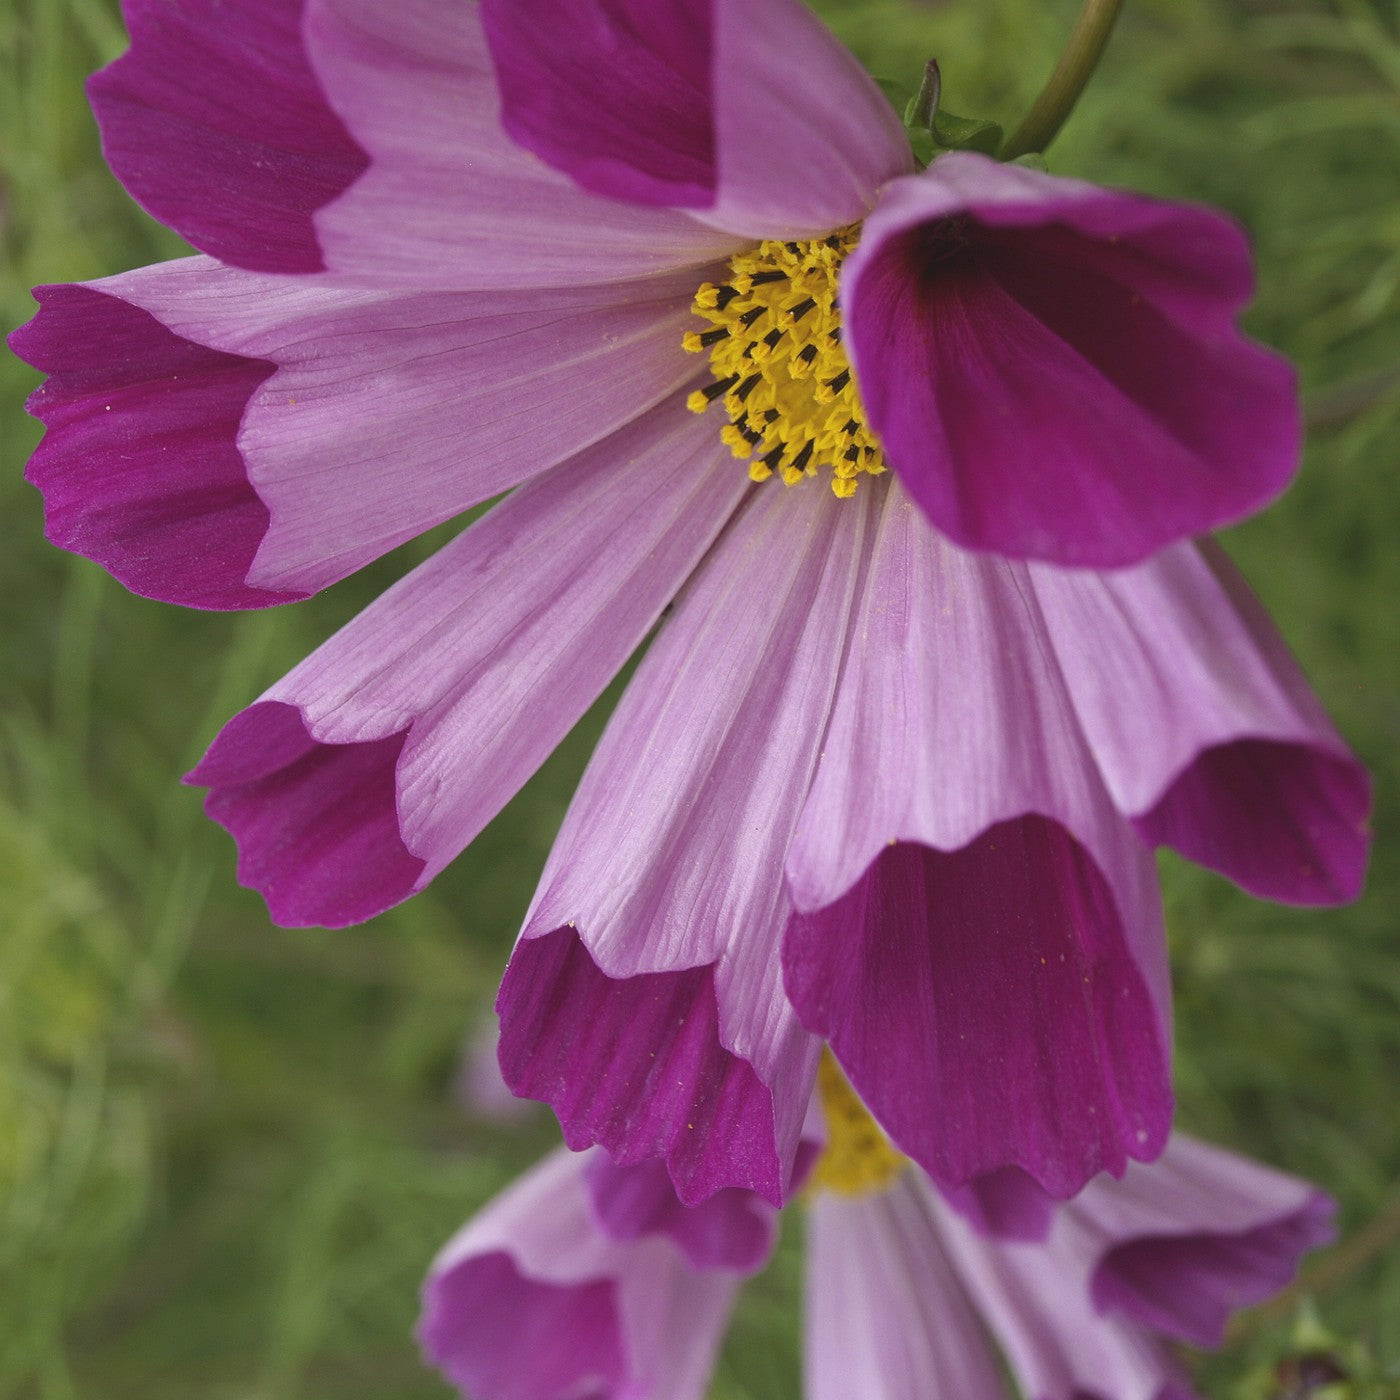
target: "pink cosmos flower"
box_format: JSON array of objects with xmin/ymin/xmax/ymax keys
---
[
  {"xmin": 9, "ymin": 0, "xmax": 1370, "ymax": 1206},
  {"xmin": 420, "ymin": 1067, "xmax": 1334, "ymax": 1400}
]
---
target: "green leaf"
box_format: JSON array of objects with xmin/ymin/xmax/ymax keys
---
[{"xmin": 930, "ymin": 110, "xmax": 1004, "ymax": 156}]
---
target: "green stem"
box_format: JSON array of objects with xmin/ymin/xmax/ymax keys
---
[{"xmin": 1000, "ymin": 0, "xmax": 1125, "ymax": 160}]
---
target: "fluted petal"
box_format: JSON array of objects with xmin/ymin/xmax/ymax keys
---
[
  {"xmin": 481, "ymin": 0, "xmax": 715, "ymax": 208},
  {"xmin": 700, "ymin": 0, "xmax": 912, "ymax": 239},
  {"xmin": 806, "ymin": 1175, "xmax": 1008, "ymax": 1400},
  {"xmin": 94, "ymin": 255, "xmax": 707, "ymax": 592},
  {"xmin": 784, "ymin": 485, "xmax": 1172, "ymax": 1200},
  {"xmin": 1073, "ymin": 1135, "xmax": 1336, "ymax": 1347},
  {"xmin": 189, "ymin": 402, "xmax": 743, "ymax": 926},
  {"xmin": 1031, "ymin": 540, "xmax": 1370, "ymax": 904},
  {"xmin": 499, "ymin": 478, "xmax": 879, "ymax": 1205},
  {"xmin": 845, "ymin": 152, "xmax": 1299, "ymax": 567},
  {"xmin": 304, "ymin": 0, "xmax": 738, "ymax": 289},
  {"xmin": 88, "ymin": 0, "xmax": 367, "ymax": 273},
  {"xmin": 930, "ymin": 1187, "xmax": 1196, "ymax": 1400},
  {"xmin": 422, "ymin": 1148, "xmax": 738, "ymax": 1400},
  {"xmin": 584, "ymin": 1152, "xmax": 777, "ymax": 1273},
  {"xmin": 479, "ymin": 0, "xmax": 908, "ymax": 235},
  {"xmin": 10, "ymin": 281, "xmax": 290, "ymax": 611}
]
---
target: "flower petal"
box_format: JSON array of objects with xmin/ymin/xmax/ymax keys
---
[
  {"xmin": 698, "ymin": 0, "xmax": 912, "ymax": 240},
  {"xmin": 845, "ymin": 152, "xmax": 1299, "ymax": 567},
  {"xmin": 188, "ymin": 403, "xmax": 744, "ymax": 926},
  {"xmin": 426, "ymin": 1252, "xmax": 622, "ymax": 1400},
  {"xmin": 481, "ymin": 0, "xmax": 714, "ymax": 208},
  {"xmin": 787, "ymin": 830, "xmax": 1172, "ymax": 1202},
  {"xmin": 942, "ymin": 1167, "xmax": 1057, "ymax": 1244},
  {"xmin": 1032, "ymin": 540, "xmax": 1370, "ymax": 904},
  {"xmin": 9, "ymin": 282, "xmax": 294, "ymax": 611},
  {"xmin": 499, "ymin": 478, "xmax": 877, "ymax": 1204},
  {"xmin": 480, "ymin": 0, "xmax": 908, "ymax": 235},
  {"xmin": 304, "ymin": 0, "xmax": 738, "ymax": 289},
  {"xmin": 422, "ymin": 1148, "xmax": 737, "ymax": 1400},
  {"xmin": 931, "ymin": 1188, "xmax": 1197, "ymax": 1400},
  {"xmin": 806, "ymin": 1175, "xmax": 1007, "ymax": 1400},
  {"xmin": 583, "ymin": 1152, "xmax": 777, "ymax": 1273},
  {"xmin": 1077, "ymin": 1135, "xmax": 1336, "ymax": 1348},
  {"xmin": 784, "ymin": 487, "xmax": 1171, "ymax": 1199},
  {"xmin": 498, "ymin": 932, "xmax": 791, "ymax": 1207},
  {"xmin": 88, "ymin": 0, "xmax": 367, "ymax": 273},
  {"xmin": 76, "ymin": 256, "xmax": 707, "ymax": 598}
]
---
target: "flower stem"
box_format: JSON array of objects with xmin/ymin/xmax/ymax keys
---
[{"xmin": 1000, "ymin": 0, "xmax": 1125, "ymax": 160}]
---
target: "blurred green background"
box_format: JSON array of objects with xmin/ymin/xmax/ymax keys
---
[{"xmin": 1, "ymin": 0, "xmax": 1397, "ymax": 1395}]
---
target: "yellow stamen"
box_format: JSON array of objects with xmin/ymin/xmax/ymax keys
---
[
  {"xmin": 684, "ymin": 228, "xmax": 887, "ymax": 499},
  {"xmin": 808, "ymin": 1051, "xmax": 907, "ymax": 1197}
]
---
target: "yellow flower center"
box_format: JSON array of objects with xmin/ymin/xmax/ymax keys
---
[
  {"xmin": 808, "ymin": 1051, "xmax": 907, "ymax": 1197},
  {"xmin": 683, "ymin": 228, "xmax": 887, "ymax": 499}
]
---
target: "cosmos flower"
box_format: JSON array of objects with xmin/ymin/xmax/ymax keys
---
[
  {"xmin": 420, "ymin": 1059, "xmax": 1335, "ymax": 1400},
  {"xmin": 9, "ymin": 0, "xmax": 1370, "ymax": 1205}
]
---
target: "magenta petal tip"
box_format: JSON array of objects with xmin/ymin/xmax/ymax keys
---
[
  {"xmin": 90, "ymin": 0, "xmax": 368, "ymax": 272},
  {"xmin": 846, "ymin": 154, "xmax": 1302, "ymax": 567},
  {"xmin": 187, "ymin": 701, "xmax": 424, "ymax": 928},
  {"xmin": 11, "ymin": 284, "xmax": 302, "ymax": 612},
  {"xmin": 497, "ymin": 926, "xmax": 785, "ymax": 1208}
]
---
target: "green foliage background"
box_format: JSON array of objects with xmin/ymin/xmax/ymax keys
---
[{"xmin": 0, "ymin": 0, "xmax": 1397, "ymax": 1395}]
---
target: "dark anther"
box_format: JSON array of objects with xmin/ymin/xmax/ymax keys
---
[
  {"xmin": 701, "ymin": 376, "xmax": 737, "ymax": 403},
  {"xmin": 748, "ymin": 270, "xmax": 788, "ymax": 287},
  {"xmin": 734, "ymin": 374, "xmax": 762, "ymax": 403},
  {"xmin": 739, "ymin": 306, "xmax": 765, "ymax": 328},
  {"xmin": 825, "ymin": 368, "xmax": 851, "ymax": 395},
  {"xmin": 786, "ymin": 297, "xmax": 816, "ymax": 321},
  {"xmin": 698, "ymin": 327, "xmax": 729, "ymax": 347},
  {"xmin": 797, "ymin": 345, "xmax": 818, "ymax": 365},
  {"xmin": 791, "ymin": 440, "xmax": 815, "ymax": 471}
]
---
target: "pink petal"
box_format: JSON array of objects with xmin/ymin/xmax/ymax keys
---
[
  {"xmin": 304, "ymin": 0, "xmax": 738, "ymax": 289},
  {"xmin": 786, "ymin": 830, "xmax": 1172, "ymax": 1202},
  {"xmin": 89, "ymin": 0, "xmax": 366, "ymax": 273},
  {"xmin": 499, "ymin": 478, "xmax": 879, "ymax": 1204},
  {"xmin": 1032, "ymin": 539, "xmax": 1370, "ymax": 904},
  {"xmin": 1076, "ymin": 1135, "xmax": 1336, "ymax": 1348},
  {"xmin": 931, "ymin": 1186, "xmax": 1197, "ymax": 1400},
  {"xmin": 583, "ymin": 1152, "xmax": 777, "ymax": 1273},
  {"xmin": 10, "ymin": 281, "xmax": 295, "ymax": 611},
  {"xmin": 498, "ymin": 931, "xmax": 789, "ymax": 1207},
  {"xmin": 87, "ymin": 256, "xmax": 707, "ymax": 597},
  {"xmin": 698, "ymin": 0, "xmax": 912, "ymax": 240},
  {"xmin": 425, "ymin": 1253, "xmax": 622, "ymax": 1400},
  {"xmin": 422, "ymin": 1148, "xmax": 737, "ymax": 1400},
  {"xmin": 481, "ymin": 0, "xmax": 714, "ymax": 208},
  {"xmin": 188, "ymin": 403, "xmax": 744, "ymax": 926},
  {"xmin": 480, "ymin": 0, "xmax": 909, "ymax": 235},
  {"xmin": 784, "ymin": 486, "xmax": 1171, "ymax": 1199},
  {"xmin": 844, "ymin": 152, "xmax": 1300, "ymax": 567},
  {"xmin": 806, "ymin": 1176, "xmax": 1007, "ymax": 1400},
  {"xmin": 941, "ymin": 1167, "xmax": 1057, "ymax": 1243}
]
